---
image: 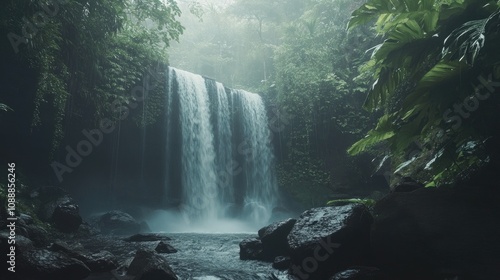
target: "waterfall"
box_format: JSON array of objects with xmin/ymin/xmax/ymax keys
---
[
  {"xmin": 210, "ymin": 81, "xmax": 234, "ymax": 212},
  {"xmin": 232, "ymin": 89, "xmax": 277, "ymax": 224},
  {"xmin": 164, "ymin": 67, "xmax": 278, "ymax": 229},
  {"xmin": 168, "ymin": 68, "xmax": 218, "ymax": 221}
]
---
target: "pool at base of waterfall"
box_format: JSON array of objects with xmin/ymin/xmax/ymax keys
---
[
  {"xmin": 165, "ymin": 233, "xmax": 278, "ymax": 280},
  {"xmin": 80, "ymin": 232, "xmax": 286, "ymax": 280}
]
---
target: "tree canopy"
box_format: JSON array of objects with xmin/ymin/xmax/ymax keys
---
[{"xmin": 1, "ymin": 0, "xmax": 183, "ymax": 155}]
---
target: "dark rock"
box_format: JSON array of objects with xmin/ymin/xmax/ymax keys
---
[
  {"xmin": 124, "ymin": 233, "xmax": 172, "ymax": 242},
  {"xmin": 18, "ymin": 249, "xmax": 90, "ymax": 280},
  {"xmin": 127, "ymin": 249, "xmax": 178, "ymax": 280},
  {"xmin": 287, "ymin": 204, "xmax": 373, "ymax": 280},
  {"xmin": 1, "ymin": 231, "xmax": 34, "ymax": 256},
  {"xmin": 21, "ymin": 224, "xmax": 50, "ymax": 247},
  {"xmin": 50, "ymin": 241, "xmax": 118, "ymax": 272},
  {"xmin": 273, "ymin": 256, "xmax": 291, "ymax": 270},
  {"xmin": 258, "ymin": 218, "xmax": 295, "ymax": 258},
  {"xmin": 241, "ymin": 218, "xmax": 296, "ymax": 262},
  {"xmin": 155, "ymin": 241, "xmax": 177, "ymax": 254},
  {"xmin": 57, "ymin": 243, "xmax": 115, "ymax": 271},
  {"xmin": 84, "ymin": 251, "xmax": 118, "ymax": 272},
  {"xmin": 239, "ymin": 237, "xmax": 265, "ymax": 260},
  {"xmin": 40, "ymin": 195, "xmax": 73, "ymax": 221},
  {"xmin": 371, "ymin": 187, "xmax": 500, "ymax": 279},
  {"xmin": 50, "ymin": 241, "xmax": 84, "ymax": 258},
  {"xmin": 329, "ymin": 267, "xmax": 382, "ymax": 280},
  {"xmin": 98, "ymin": 210, "xmax": 141, "ymax": 235},
  {"xmin": 52, "ymin": 203, "xmax": 82, "ymax": 233},
  {"xmin": 77, "ymin": 221, "xmax": 100, "ymax": 236}
]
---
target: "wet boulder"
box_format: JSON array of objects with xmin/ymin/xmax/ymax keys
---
[
  {"xmin": 40, "ymin": 195, "xmax": 73, "ymax": 221},
  {"xmin": 19, "ymin": 224, "xmax": 50, "ymax": 247},
  {"xmin": 17, "ymin": 249, "xmax": 90, "ymax": 280},
  {"xmin": 273, "ymin": 256, "xmax": 291, "ymax": 270},
  {"xmin": 50, "ymin": 242, "xmax": 117, "ymax": 272},
  {"xmin": 155, "ymin": 241, "xmax": 177, "ymax": 254},
  {"xmin": 258, "ymin": 218, "xmax": 295, "ymax": 258},
  {"xmin": 127, "ymin": 249, "xmax": 178, "ymax": 280},
  {"xmin": 98, "ymin": 210, "xmax": 141, "ymax": 235},
  {"xmin": 287, "ymin": 204, "xmax": 373, "ymax": 280},
  {"xmin": 1, "ymin": 231, "xmax": 34, "ymax": 267},
  {"xmin": 84, "ymin": 251, "xmax": 118, "ymax": 272},
  {"xmin": 52, "ymin": 203, "xmax": 82, "ymax": 233},
  {"xmin": 239, "ymin": 237, "xmax": 265, "ymax": 260}
]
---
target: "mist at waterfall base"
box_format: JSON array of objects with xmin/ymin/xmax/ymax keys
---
[{"xmin": 139, "ymin": 67, "xmax": 279, "ymax": 233}]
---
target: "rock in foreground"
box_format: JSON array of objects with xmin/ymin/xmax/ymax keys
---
[
  {"xmin": 155, "ymin": 241, "xmax": 177, "ymax": 254},
  {"xmin": 258, "ymin": 218, "xmax": 295, "ymax": 259},
  {"xmin": 17, "ymin": 249, "xmax": 90, "ymax": 280},
  {"xmin": 239, "ymin": 237, "xmax": 265, "ymax": 260},
  {"xmin": 52, "ymin": 203, "xmax": 82, "ymax": 233},
  {"xmin": 287, "ymin": 204, "xmax": 373, "ymax": 280},
  {"xmin": 127, "ymin": 249, "xmax": 178, "ymax": 280}
]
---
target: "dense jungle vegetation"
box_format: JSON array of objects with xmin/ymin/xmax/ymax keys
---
[{"xmin": 1, "ymin": 0, "xmax": 500, "ymax": 208}]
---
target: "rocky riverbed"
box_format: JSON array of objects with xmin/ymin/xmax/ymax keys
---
[{"xmin": 2, "ymin": 184, "xmax": 500, "ymax": 280}]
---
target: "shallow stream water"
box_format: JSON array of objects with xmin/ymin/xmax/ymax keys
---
[
  {"xmin": 166, "ymin": 233, "xmax": 277, "ymax": 280},
  {"xmin": 82, "ymin": 232, "xmax": 288, "ymax": 280}
]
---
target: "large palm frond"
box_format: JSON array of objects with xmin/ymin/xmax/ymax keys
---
[{"xmin": 443, "ymin": 9, "xmax": 500, "ymax": 65}]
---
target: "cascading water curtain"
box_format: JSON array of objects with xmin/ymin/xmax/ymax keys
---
[
  {"xmin": 232, "ymin": 89, "xmax": 278, "ymax": 224},
  {"xmin": 165, "ymin": 67, "xmax": 278, "ymax": 227}
]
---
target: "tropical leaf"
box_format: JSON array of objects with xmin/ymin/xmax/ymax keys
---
[
  {"xmin": 372, "ymin": 19, "xmax": 426, "ymax": 61},
  {"xmin": 415, "ymin": 60, "xmax": 467, "ymax": 89},
  {"xmin": 443, "ymin": 9, "xmax": 500, "ymax": 65},
  {"xmin": 348, "ymin": 0, "xmax": 439, "ymax": 33},
  {"xmin": 347, "ymin": 114, "xmax": 395, "ymax": 155},
  {"xmin": 363, "ymin": 20, "xmax": 438, "ymax": 111}
]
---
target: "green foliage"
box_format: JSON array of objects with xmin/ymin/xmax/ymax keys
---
[
  {"xmin": 348, "ymin": 0, "xmax": 441, "ymax": 33},
  {"xmin": 277, "ymin": 158, "xmax": 332, "ymax": 208},
  {"xmin": 443, "ymin": 9, "xmax": 500, "ymax": 65},
  {"xmin": 2, "ymin": 0, "xmax": 183, "ymax": 158},
  {"xmin": 266, "ymin": 0, "xmax": 380, "ymax": 206},
  {"xmin": 348, "ymin": 114, "xmax": 395, "ymax": 155},
  {"xmin": 348, "ymin": 0, "xmax": 500, "ymax": 186}
]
